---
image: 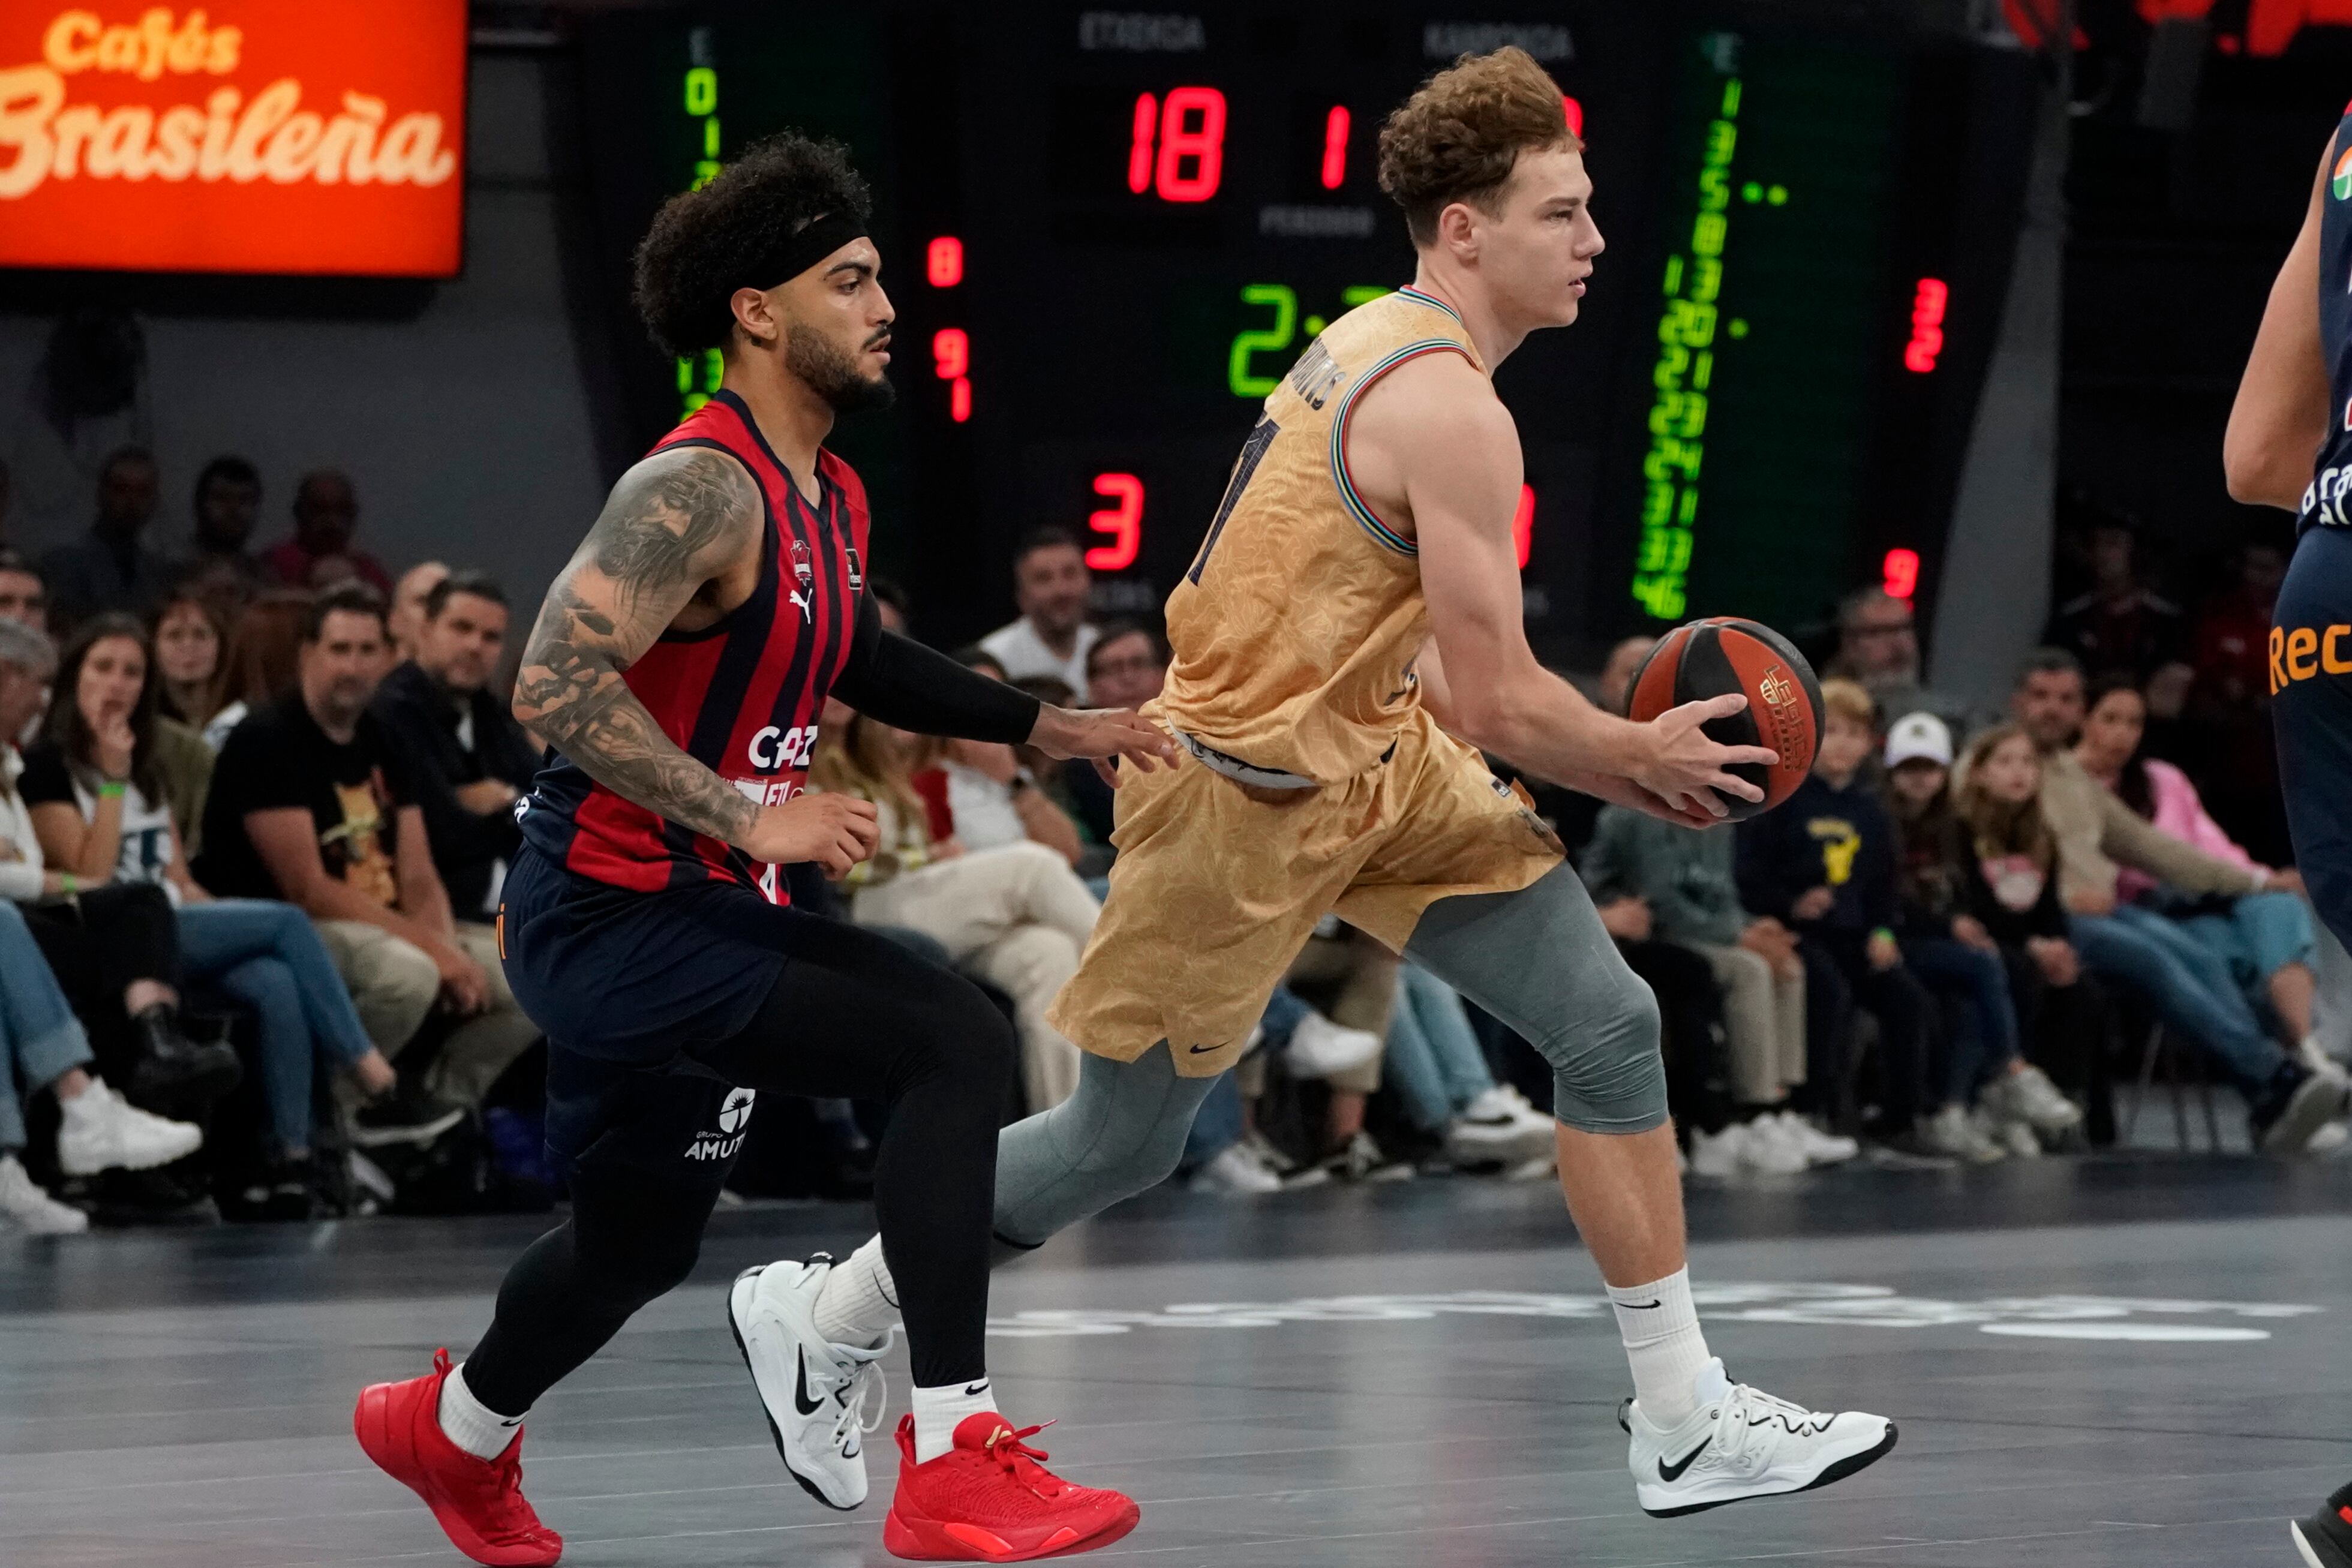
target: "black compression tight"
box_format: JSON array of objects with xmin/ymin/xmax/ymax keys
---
[{"xmin": 462, "ymin": 919, "xmax": 1016, "ymax": 1416}]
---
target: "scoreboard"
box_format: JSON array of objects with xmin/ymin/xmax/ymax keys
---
[{"xmin": 576, "ymin": 4, "xmax": 2035, "ymax": 662}]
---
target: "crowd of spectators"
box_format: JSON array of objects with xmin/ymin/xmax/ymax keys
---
[{"xmin": 0, "ymin": 444, "xmax": 2337, "ymax": 1231}]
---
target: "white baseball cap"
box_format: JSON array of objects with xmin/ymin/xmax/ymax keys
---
[{"xmin": 1884, "ymin": 711, "xmax": 1953, "ymax": 769}]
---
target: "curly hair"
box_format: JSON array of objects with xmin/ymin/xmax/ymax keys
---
[
  {"xmin": 1377, "ymin": 47, "xmax": 1580, "ymax": 246},
  {"xmin": 633, "ymin": 133, "xmax": 874, "ymax": 359}
]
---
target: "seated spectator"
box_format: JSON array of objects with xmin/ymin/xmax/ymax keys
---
[
  {"xmin": 1281, "ymin": 917, "xmax": 1408, "ymax": 1179},
  {"xmin": 194, "ymin": 585, "xmax": 539, "ymax": 1118},
  {"xmin": 1883, "ymin": 712, "xmax": 2084, "ymax": 1157},
  {"xmin": 152, "ymin": 588, "xmax": 227, "ymax": 729},
  {"xmin": 0, "ymin": 549, "xmax": 49, "ymax": 633},
  {"xmin": 1582, "ymin": 892, "xmax": 1741, "ymax": 1157},
  {"xmin": 203, "ymin": 590, "xmax": 310, "ymax": 751},
  {"xmin": 2075, "ymin": 675, "xmax": 2323, "ymax": 1055},
  {"xmin": 24, "ymin": 614, "xmax": 442, "ymax": 1206},
  {"xmin": 980, "ymin": 527, "xmax": 1098, "ymax": 690},
  {"xmin": 370, "ymin": 572, "xmax": 539, "ymax": 924},
  {"xmin": 1182, "ymin": 984, "xmax": 1384, "ymax": 1193},
  {"xmin": 175, "ymin": 455, "xmax": 269, "ymax": 599},
  {"xmin": 1951, "ymin": 725, "xmax": 2113, "ymax": 1134},
  {"xmin": 2000, "ymin": 650, "xmax": 2341, "ymax": 1154},
  {"xmin": 262, "ymin": 470, "xmax": 393, "ymax": 594},
  {"xmin": 38, "ymin": 446, "xmax": 176, "ymax": 631},
  {"xmin": 1738, "ymin": 679, "xmax": 1938, "ymax": 1155},
  {"xmin": 1823, "ymin": 587, "xmax": 1978, "ymax": 736},
  {"xmin": 812, "ymin": 708, "xmax": 1099, "ymax": 1113},
  {"xmin": 1062, "ymin": 620, "xmax": 1167, "ymax": 853},
  {"xmin": 1381, "ymin": 961, "xmax": 1556, "ymax": 1169},
  {"xmin": 2042, "ymin": 516, "xmax": 2190, "ymax": 684},
  {"xmin": 0, "ymin": 618, "xmax": 238, "ymax": 1119},
  {"xmin": 0, "ymin": 897, "xmax": 206, "ymax": 1233},
  {"xmin": 1584, "ymin": 801, "xmax": 1836, "ymax": 1176},
  {"xmin": 929, "ymin": 650, "xmax": 1085, "ymax": 867},
  {"xmin": 388, "ymin": 561, "xmax": 449, "ymax": 665}
]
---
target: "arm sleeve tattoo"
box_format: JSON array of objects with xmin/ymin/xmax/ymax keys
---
[{"xmin": 512, "ymin": 446, "xmax": 765, "ymax": 845}]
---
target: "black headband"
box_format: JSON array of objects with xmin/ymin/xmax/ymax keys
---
[{"xmin": 763, "ymin": 212, "xmax": 870, "ymax": 288}]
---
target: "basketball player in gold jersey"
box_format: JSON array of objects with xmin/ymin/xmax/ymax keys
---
[{"xmin": 760, "ymin": 48, "xmax": 1895, "ymax": 1521}]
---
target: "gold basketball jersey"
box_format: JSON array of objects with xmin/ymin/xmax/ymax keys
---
[{"xmin": 1157, "ymin": 286, "xmax": 1482, "ymax": 785}]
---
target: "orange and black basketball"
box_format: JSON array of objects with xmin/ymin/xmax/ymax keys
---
[{"xmin": 1622, "ymin": 617, "xmax": 1823, "ymax": 820}]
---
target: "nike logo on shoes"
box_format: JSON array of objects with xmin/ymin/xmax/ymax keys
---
[
  {"xmin": 1657, "ymin": 1437, "xmax": 1710, "ymax": 1482},
  {"xmin": 794, "ymin": 1350, "xmax": 826, "ymax": 1416}
]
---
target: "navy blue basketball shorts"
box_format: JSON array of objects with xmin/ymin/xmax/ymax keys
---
[
  {"xmin": 2273, "ymin": 523, "xmax": 2352, "ymax": 953},
  {"xmin": 498, "ymin": 845, "xmax": 797, "ymax": 1194}
]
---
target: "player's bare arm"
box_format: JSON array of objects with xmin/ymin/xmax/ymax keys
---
[
  {"xmin": 2227, "ymin": 136, "xmax": 2333, "ymax": 510},
  {"xmin": 514, "ymin": 444, "xmax": 879, "ymax": 873},
  {"xmin": 1349, "ymin": 351, "xmax": 1770, "ymax": 816}
]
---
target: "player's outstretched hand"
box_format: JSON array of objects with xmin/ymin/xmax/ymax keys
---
[
  {"xmin": 1631, "ymin": 693, "xmax": 1776, "ymax": 819},
  {"xmin": 740, "ymin": 793, "xmax": 882, "ymax": 879},
  {"xmin": 1027, "ymin": 705, "xmax": 1177, "ymax": 788}
]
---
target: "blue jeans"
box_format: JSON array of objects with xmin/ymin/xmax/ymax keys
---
[
  {"xmin": 2072, "ymin": 909, "xmax": 2285, "ymax": 1095},
  {"xmin": 1384, "ymin": 963, "xmax": 1499, "ymax": 1132},
  {"xmin": 0, "ymin": 902, "xmax": 95, "ymax": 1152},
  {"xmin": 1903, "ymin": 938, "xmax": 2021, "ymax": 1107},
  {"xmin": 2177, "ymin": 891, "xmax": 2315, "ymax": 1014},
  {"xmin": 179, "ymin": 900, "xmax": 375, "ymax": 1154}
]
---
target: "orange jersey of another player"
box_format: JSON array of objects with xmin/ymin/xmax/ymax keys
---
[{"xmin": 1157, "ymin": 287, "xmax": 1483, "ymax": 786}]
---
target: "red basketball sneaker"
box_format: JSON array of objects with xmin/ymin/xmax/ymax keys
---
[
  {"xmin": 354, "ymin": 1349, "xmax": 563, "ymax": 1567},
  {"xmin": 882, "ymin": 1411, "xmax": 1139, "ymax": 1562}
]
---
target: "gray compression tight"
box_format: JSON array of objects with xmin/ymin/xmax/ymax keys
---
[{"xmin": 989, "ymin": 862, "xmax": 1665, "ymax": 1254}]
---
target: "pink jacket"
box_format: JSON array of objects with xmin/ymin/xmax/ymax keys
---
[{"xmin": 2113, "ymin": 758, "xmax": 2264, "ymax": 903}]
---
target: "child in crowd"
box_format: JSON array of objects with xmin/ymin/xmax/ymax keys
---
[
  {"xmin": 1737, "ymin": 679, "xmax": 1935, "ymax": 1152},
  {"xmin": 1952, "ymin": 725, "xmax": 2112, "ymax": 1124},
  {"xmin": 1884, "ymin": 713, "xmax": 2086, "ymax": 1159}
]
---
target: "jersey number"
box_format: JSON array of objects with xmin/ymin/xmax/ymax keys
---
[{"xmin": 1188, "ymin": 416, "xmax": 1280, "ymax": 585}]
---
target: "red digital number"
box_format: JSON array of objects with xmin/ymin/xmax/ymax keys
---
[
  {"xmin": 1513, "ymin": 483, "xmax": 1536, "ymax": 569},
  {"xmin": 1562, "ymin": 95, "xmax": 1584, "ymax": 138},
  {"xmin": 1128, "ymin": 87, "xmax": 1225, "ymax": 202},
  {"xmin": 932, "ymin": 328, "xmax": 968, "ymax": 379},
  {"xmin": 927, "ymin": 235, "xmax": 963, "ymax": 288},
  {"xmin": 1321, "ymin": 105, "xmax": 1350, "ymax": 190},
  {"xmin": 1904, "ymin": 277, "xmax": 1948, "ymax": 373},
  {"xmin": 1882, "ymin": 547, "xmax": 1920, "ymax": 602},
  {"xmin": 1086, "ymin": 473, "xmax": 1144, "ymax": 570}
]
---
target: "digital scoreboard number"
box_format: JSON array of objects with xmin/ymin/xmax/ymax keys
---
[{"xmin": 578, "ymin": 5, "xmax": 2030, "ymax": 659}]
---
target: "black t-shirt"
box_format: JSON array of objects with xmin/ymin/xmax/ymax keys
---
[{"xmin": 194, "ymin": 693, "xmax": 413, "ymax": 906}]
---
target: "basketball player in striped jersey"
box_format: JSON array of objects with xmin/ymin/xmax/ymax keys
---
[
  {"xmin": 351, "ymin": 134, "xmax": 1169, "ymax": 1565},
  {"xmin": 779, "ymin": 49, "xmax": 1895, "ymax": 1520}
]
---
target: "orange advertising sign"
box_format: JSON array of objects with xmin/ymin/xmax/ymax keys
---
[{"xmin": 0, "ymin": 3, "xmax": 467, "ymax": 275}]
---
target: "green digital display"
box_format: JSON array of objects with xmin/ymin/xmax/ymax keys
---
[
  {"xmin": 1225, "ymin": 283, "xmax": 1390, "ymax": 398},
  {"xmin": 675, "ymin": 38, "xmax": 724, "ymax": 419}
]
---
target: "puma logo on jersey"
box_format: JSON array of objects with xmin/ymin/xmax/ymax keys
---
[{"xmin": 789, "ymin": 588, "xmax": 813, "ymax": 623}]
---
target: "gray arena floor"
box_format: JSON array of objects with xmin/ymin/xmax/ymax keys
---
[{"xmin": 4, "ymin": 1155, "xmax": 2349, "ymax": 1567}]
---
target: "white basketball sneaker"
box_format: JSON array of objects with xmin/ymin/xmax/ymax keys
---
[
  {"xmin": 728, "ymin": 1257, "xmax": 889, "ymax": 1510},
  {"xmin": 1622, "ymin": 1358, "xmax": 1896, "ymax": 1518}
]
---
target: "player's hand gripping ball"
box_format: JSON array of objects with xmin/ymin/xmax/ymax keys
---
[{"xmin": 1623, "ymin": 617, "xmax": 1823, "ymax": 821}]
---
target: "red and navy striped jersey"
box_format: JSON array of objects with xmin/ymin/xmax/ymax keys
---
[{"xmin": 516, "ymin": 388, "xmax": 868, "ymax": 903}]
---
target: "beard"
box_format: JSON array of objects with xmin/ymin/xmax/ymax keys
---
[{"xmin": 785, "ymin": 319, "xmax": 896, "ymax": 413}]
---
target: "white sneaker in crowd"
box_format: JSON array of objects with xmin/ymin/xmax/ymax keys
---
[
  {"xmin": 1444, "ymin": 1086, "xmax": 1558, "ymax": 1166},
  {"xmin": 56, "ymin": 1077, "xmax": 203, "ymax": 1177},
  {"xmin": 1982, "ymin": 1111, "xmax": 2042, "ymax": 1160},
  {"xmin": 1918, "ymin": 1103, "xmax": 2005, "ymax": 1164},
  {"xmin": 1686, "ymin": 1124, "xmax": 1750, "ymax": 1180},
  {"xmin": 0, "ymin": 1153, "xmax": 89, "ymax": 1234},
  {"xmin": 1982, "ymin": 1063, "xmax": 2083, "ymax": 1140},
  {"xmin": 1191, "ymin": 1142, "xmax": 1283, "ymax": 1194},
  {"xmin": 1623, "ymin": 1359, "xmax": 1897, "ymax": 1518},
  {"xmin": 1738, "ymin": 1115, "xmax": 1812, "ymax": 1175},
  {"xmin": 1283, "ymin": 1011, "xmax": 1383, "ymax": 1077},
  {"xmin": 2305, "ymin": 1120, "xmax": 2351, "ymax": 1158},
  {"xmin": 1770, "ymin": 1110, "xmax": 1859, "ymax": 1166}
]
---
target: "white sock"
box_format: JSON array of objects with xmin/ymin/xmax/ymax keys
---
[
  {"xmin": 1608, "ymin": 1268, "xmax": 1713, "ymax": 1425},
  {"xmin": 437, "ymin": 1362, "xmax": 525, "ymax": 1461},
  {"xmin": 813, "ymin": 1236, "xmax": 901, "ymax": 1347},
  {"xmin": 911, "ymin": 1377, "xmax": 997, "ymax": 1464}
]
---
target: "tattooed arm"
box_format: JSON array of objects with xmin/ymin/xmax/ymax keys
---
[{"xmin": 513, "ymin": 446, "xmax": 880, "ymax": 874}]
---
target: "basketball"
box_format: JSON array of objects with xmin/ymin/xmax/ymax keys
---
[{"xmin": 1621, "ymin": 617, "xmax": 1824, "ymax": 819}]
